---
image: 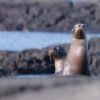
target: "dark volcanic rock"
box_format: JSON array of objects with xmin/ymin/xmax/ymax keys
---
[
  {"xmin": 0, "ymin": 1, "xmax": 99, "ymax": 32},
  {"xmin": 89, "ymin": 38, "xmax": 100, "ymax": 76},
  {"xmin": 0, "ymin": 48, "xmax": 56, "ymax": 76}
]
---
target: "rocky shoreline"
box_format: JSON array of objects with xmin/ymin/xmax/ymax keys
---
[
  {"xmin": 0, "ymin": 37, "xmax": 99, "ymax": 77},
  {"xmin": 0, "ymin": 76, "xmax": 100, "ymax": 100},
  {"xmin": 0, "ymin": 0, "xmax": 99, "ymax": 32}
]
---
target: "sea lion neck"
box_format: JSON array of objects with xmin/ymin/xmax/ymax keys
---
[
  {"xmin": 72, "ymin": 38, "xmax": 86, "ymax": 46},
  {"xmin": 54, "ymin": 58, "xmax": 65, "ymax": 73}
]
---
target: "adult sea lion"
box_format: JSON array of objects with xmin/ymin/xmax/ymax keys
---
[
  {"xmin": 63, "ymin": 23, "xmax": 90, "ymax": 76},
  {"xmin": 48, "ymin": 46, "xmax": 67, "ymax": 75}
]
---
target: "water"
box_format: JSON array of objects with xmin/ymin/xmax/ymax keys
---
[
  {"xmin": 15, "ymin": 74, "xmax": 51, "ymax": 78},
  {"xmin": 69, "ymin": 0, "xmax": 88, "ymax": 3},
  {"xmin": 70, "ymin": 0, "xmax": 95, "ymax": 3},
  {"xmin": 70, "ymin": 0, "xmax": 85, "ymax": 2},
  {"xmin": 0, "ymin": 31, "xmax": 99, "ymax": 51}
]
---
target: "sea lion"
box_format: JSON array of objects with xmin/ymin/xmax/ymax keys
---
[
  {"xmin": 48, "ymin": 46, "xmax": 67, "ymax": 75},
  {"xmin": 63, "ymin": 23, "xmax": 90, "ymax": 76}
]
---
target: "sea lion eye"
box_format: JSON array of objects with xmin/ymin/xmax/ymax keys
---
[
  {"xmin": 83, "ymin": 25, "xmax": 85, "ymax": 28},
  {"xmin": 78, "ymin": 24, "xmax": 81, "ymax": 27},
  {"xmin": 83, "ymin": 25, "xmax": 87, "ymax": 31},
  {"xmin": 53, "ymin": 47, "xmax": 57, "ymax": 51}
]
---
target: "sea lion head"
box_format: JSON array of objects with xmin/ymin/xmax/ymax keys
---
[
  {"xmin": 72, "ymin": 23, "xmax": 87, "ymax": 39},
  {"xmin": 48, "ymin": 46, "xmax": 66, "ymax": 61}
]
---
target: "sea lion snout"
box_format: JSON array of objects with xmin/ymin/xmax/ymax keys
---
[
  {"xmin": 48, "ymin": 47, "xmax": 58, "ymax": 61},
  {"xmin": 48, "ymin": 47, "xmax": 56, "ymax": 56},
  {"xmin": 48, "ymin": 46, "xmax": 66, "ymax": 60},
  {"xmin": 72, "ymin": 23, "xmax": 87, "ymax": 39}
]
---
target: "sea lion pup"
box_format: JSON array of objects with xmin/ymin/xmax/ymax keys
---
[
  {"xmin": 48, "ymin": 46, "xmax": 67, "ymax": 75},
  {"xmin": 63, "ymin": 23, "xmax": 90, "ymax": 76}
]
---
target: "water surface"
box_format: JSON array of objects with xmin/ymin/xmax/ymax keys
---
[{"xmin": 0, "ymin": 31, "xmax": 99, "ymax": 51}]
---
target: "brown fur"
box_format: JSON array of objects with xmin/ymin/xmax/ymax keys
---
[
  {"xmin": 48, "ymin": 46, "xmax": 66, "ymax": 75},
  {"xmin": 63, "ymin": 23, "xmax": 90, "ymax": 76}
]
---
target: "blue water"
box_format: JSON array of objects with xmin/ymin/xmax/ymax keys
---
[
  {"xmin": 0, "ymin": 31, "xmax": 99, "ymax": 51},
  {"xmin": 15, "ymin": 74, "xmax": 51, "ymax": 78},
  {"xmin": 70, "ymin": 0, "xmax": 82, "ymax": 2},
  {"xmin": 70, "ymin": 0, "xmax": 89, "ymax": 3}
]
